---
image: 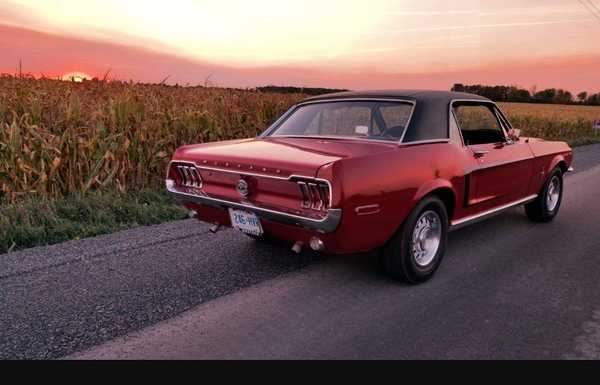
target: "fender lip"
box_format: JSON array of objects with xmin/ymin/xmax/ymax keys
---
[{"xmin": 165, "ymin": 179, "xmax": 342, "ymax": 233}]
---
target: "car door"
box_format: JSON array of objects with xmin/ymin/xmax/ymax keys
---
[{"xmin": 454, "ymin": 102, "xmax": 535, "ymax": 207}]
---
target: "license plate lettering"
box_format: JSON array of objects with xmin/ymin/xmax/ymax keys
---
[{"xmin": 229, "ymin": 209, "xmax": 263, "ymax": 236}]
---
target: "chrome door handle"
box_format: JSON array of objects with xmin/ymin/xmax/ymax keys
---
[{"xmin": 473, "ymin": 150, "xmax": 489, "ymax": 159}]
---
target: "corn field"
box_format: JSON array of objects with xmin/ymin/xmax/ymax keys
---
[
  {"xmin": 0, "ymin": 75, "xmax": 303, "ymax": 202},
  {"xmin": 1, "ymin": 75, "xmax": 599, "ymax": 203},
  {"xmin": 499, "ymin": 102, "xmax": 600, "ymax": 144}
]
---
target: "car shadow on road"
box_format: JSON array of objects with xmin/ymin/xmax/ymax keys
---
[{"xmin": 289, "ymin": 207, "xmax": 535, "ymax": 286}]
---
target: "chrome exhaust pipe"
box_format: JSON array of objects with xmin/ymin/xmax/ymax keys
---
[
  {"xmin": 291, "ymin": 241, "xmax": 303, "ymax": 254},
  {"xmin": 309, "ymin": 237, "xmax": 325, "ymax": 252}
]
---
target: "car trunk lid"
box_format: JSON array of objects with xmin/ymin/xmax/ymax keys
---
[{"xmin": 169, "ymin": 137, "xmax": 397, "ymax": 217}]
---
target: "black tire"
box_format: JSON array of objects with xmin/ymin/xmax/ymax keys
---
[
  {"xmin": 380, "ymin": 196, "xmax": 448, "ymax": 284},
  {"xmin": 525, "ymin": 167, "xmax": 564, "ymax": 223}
]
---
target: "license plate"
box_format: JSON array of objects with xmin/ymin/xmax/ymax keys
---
[{"xmin": 229, "ymin": 209, "xmax": 263, "ymax": 236}]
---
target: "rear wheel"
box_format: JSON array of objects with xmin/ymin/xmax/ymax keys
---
[
  {"xmin": 380, "ymin": 196, "xmax": 448, "ymax": 284},
  {"xmin": 525, "ymin": 167, "xmax": 563, "ymax": 223}
]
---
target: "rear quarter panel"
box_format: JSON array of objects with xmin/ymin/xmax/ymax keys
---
[{"xmin": 318, "ymin": 142, "xmax": 471, "ymax": 253}]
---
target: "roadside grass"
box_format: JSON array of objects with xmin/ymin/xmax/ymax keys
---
[{"xmin": 0, "ymin": 189, "xmax": 188, "ymax": 254}]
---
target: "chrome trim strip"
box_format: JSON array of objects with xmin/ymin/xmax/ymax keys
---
[
  {"xmin": 297, "ymin": 181, "xmax": 311, "ymax": 208},
  {"xmin": 317, "ymin": 183, "xmax": 329, "ymax": 208},
  {"xmin": 168, "ymin": 160, "xmax": 334, "ymax": 207},
  {"xmin": 492, "ymin": 107, "xmax": 511, "ymax": 136},
  {"xmin": 308, "ymin": 183, "xmax": 323, "ymax": 210},
  {"xmin": 295, "ymin": 97, "xmax": 416, "ymax": 106},
  {"xmin": 450, "ymin": 194, "xmax": 538, "ymax": 230},
  {"xmin": 494, "ymin": 105, "xmax": 514, "ymax": 130},
  {"xmin": 165, "ymin": 180, "xmax": 342, "ymax": 233},
  {"xmin": 258, "ymin": 107, "xmax": 297, "ymax": 138},
  {"xmin": 400, "ymin": 139, "xmax": 450, "ymax": 146},
  {"xmin": 449, "ymin": 109, "xmax": 465, "ymax": 146},
  {"xmin": 194, "ymin": 168, "xmax": 203, "ymax": 188},
  {"xmin": 260, "ymin": 98, "xmax": 417, "ymax": 145},
  {"xmin": 355, "ymin": 204, "xmax": 381, "ymax": 216},
  {"xmin": 264, "ymin": 135, "xmax": 399, "ymax": 144}
]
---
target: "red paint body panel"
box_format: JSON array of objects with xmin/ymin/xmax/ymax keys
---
[
  {"xmin": 167, "ymin": 101, "xmax": 573, "ymax": 255},
  {"xmin": 524, "ymin": 138, "xmax": 573, "ymax": 195}
]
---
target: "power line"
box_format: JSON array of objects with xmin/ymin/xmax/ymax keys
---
[
  {"xmin": 578, "ymin": 0, "xmax": 600, "ymax": 20},
  {"xmin": 586, "ymin": 0, "xmax": 600, "ymax": 15},
  {"xmin": 578, "ymin": 0, "xmax": 600, "ymax": 22}
]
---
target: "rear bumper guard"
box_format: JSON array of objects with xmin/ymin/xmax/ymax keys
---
[{"xmin": 166, "ymin": 180, "xmax": 342, "ymax": 233}]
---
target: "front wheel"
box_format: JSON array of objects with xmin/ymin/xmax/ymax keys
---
[
  {"xmin": 380, "ymin": 196, "xmax": 448, "ymax": 284},
  {"xmin": 525, "ymin": 167, "xmax": 564, "ymax": 223}
]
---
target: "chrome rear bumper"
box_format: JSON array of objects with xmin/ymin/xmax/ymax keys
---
[{"xmin": 166, "ymin": 180, "xmax": 342, "ymax": 233}]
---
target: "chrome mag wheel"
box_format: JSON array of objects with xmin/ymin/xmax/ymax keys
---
[
  {"xmin": 546, "ymin": 175, "xmax": 561, "ymax": 212},
  {"xmin": 411, "ymin": 210, "xmax": 442, "ymax": 267}
]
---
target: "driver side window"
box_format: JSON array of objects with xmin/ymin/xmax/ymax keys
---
[{"xmin": 454, "ymin": 104, "xmax": 506, "ymax": 145}]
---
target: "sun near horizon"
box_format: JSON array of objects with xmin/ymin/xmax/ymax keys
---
[{"xmin": 61, "ymin": 71, "xmax": 92, "ymax": 82}]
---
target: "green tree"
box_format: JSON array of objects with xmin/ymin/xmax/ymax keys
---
[
  {"xmin": 534, "ymin": 88, "xmax": 557, "ymax": 103},
  {"xmin": 554, "ymin": 89, "xmax": 573, "ymax": 104}
]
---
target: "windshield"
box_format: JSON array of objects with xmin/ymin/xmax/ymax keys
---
[{"xmin": 267, "ymin": 100, "xmax": 414, "ymax": 142}]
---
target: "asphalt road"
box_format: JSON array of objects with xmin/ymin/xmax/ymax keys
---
[{"xmin": 2, "ymin": 144, "xmax": 600, "ymax": 359}]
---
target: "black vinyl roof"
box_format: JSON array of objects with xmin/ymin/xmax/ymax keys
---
[
  {"xmin": 303, "ymin": 89, "xmax": 490, "ymax": 103},
  {"xmin": 301, "ymin": 90, "xmax": 492, "ymax": 142}
]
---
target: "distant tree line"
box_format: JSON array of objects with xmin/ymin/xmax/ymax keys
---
[
  {"xmin": 451, "ymin": 84, "xmax": 600, "ymax": 105},
  {"xmin": 256, "ymin": 85, "xmax": 348, "ymax": 96}
]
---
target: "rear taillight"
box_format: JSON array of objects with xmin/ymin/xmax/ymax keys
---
[
  {"xmin": 297, "ymin": 181, "xmax": 330, "ymax": 211},
  {"xmin": 175, "ymin": 164, "xmax": 202, "ymax": 188}
]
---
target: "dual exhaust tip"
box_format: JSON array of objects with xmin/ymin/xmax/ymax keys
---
[
  {"xmin": 192, "ymin": 211, "xmax": 326, "ymax": 254},
  {"xmin": 292, "ymin": 237, "xmax": 325, "ymax": 253}
]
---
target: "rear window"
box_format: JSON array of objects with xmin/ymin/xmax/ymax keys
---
[{"xmin": 268, "ymin": 100, "xmax": 414, "ymax": 142}]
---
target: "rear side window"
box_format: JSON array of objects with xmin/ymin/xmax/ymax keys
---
[
  {"xmin": 379, "ymin": 104, "xmax": 412, "ymax": 132},
  {"xmin": 454, "ymin": 104, "xmax": 506, "ymax": 145},
  {"xmin": 449, "ymin": 111, "xmax": 463, "ymax": 145}
]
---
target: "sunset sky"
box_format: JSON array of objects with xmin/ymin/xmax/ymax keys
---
[{"xmin": 1, "ymin": 0, "xmax": 599, "ymax": 93}]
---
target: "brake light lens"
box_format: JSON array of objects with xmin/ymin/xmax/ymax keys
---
[
  {"xmin": 175, "ymin": 164, "xmax": 202, "ymax": 188},
  {"xmin": 297, "ymin": 181, "xmax": 330, "ymax": 211}
]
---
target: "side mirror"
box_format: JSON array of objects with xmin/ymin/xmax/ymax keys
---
[{"xmin": 507, "ymin": 128, "xmax": 521, "ymax": 142}]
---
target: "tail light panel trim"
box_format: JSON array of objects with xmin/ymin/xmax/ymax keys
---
[
  {"xmin": 166, "ymin": 160, "xmax": 340, "ymax": 232},
  {"xmin": 168, "ymin": 160, "xmax": 335, "ymax": 209}
]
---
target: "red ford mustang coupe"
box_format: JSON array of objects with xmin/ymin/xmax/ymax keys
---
[{"xmin": 166, "ymin": 90, "xmax": 573, "ymax": 283}]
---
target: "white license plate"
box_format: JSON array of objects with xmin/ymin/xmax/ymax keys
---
[{"xmin": 229, "ymin": 209, "xmax": 263, "ymax": 236}]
